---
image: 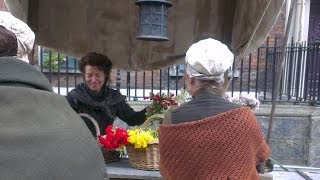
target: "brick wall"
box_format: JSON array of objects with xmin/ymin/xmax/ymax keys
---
[
  {"xmin": 265, "ymin": 4, "xmax": 287, "ymax": 46},
  {"xmin": 233, "ymin": 4, "xmax": 287, "ymax": 93}
]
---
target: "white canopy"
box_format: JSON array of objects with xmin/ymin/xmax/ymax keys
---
[{"xmin": 0, "ymin": 11, "xmax": 35, "ymax": 62}]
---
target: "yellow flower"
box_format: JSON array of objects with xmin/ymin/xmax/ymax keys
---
[{"xmin": 127, "ymin": 128, "xmax": 156, "ymax": 148}]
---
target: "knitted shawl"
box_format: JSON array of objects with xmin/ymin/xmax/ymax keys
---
[{"xmin": 158, "ymin": 107, "xmax": 270, "ymax": 180}]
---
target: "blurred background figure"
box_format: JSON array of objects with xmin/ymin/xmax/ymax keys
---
[
  {"xmin": 0, "ymin": 11, "xmax": 35, "ymax": 62},
  {"xmin": 0, "ymin": 13, "xmax": 106, "ymax": 179}
]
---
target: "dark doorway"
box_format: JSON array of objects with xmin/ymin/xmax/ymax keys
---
[
  {"xmin": 308, "ymin": 0, "xmax": 320, "ymax": 44},
  {"xmin": 307, "ymin": 0, "xmax": 320, "ymax": 103}
]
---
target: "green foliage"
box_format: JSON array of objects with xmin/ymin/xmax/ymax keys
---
[{"xmin": 43, "ymin": 51, "xmax": 66, "ymax": 70}]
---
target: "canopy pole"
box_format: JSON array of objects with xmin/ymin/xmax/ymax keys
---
[
  {"xmin": 266, "ymin": 0, "xmax": 296, "ymax": 144},
  {"xmin": 27, "ymin": 0, "xmax": 38, "ymax": 65}
]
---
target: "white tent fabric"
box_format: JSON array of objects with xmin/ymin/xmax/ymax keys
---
[
  {"xmin": 5, "ymin": 0, "xmax": 285, "ymax": 71},
  {"xmin": 0, "ymin": 11, "xmax": 35, "ymax": 62}
]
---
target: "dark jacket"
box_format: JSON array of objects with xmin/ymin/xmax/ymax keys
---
[
  {"xmin": 164, "ymin": 88, "xmax": 240, "ymax": 124},
  {"xmin": 66, "ymin": 83, "xmax": 146, "ymax": 136},
  {"xmin": 0, "ymin": 57, "xmax": 105, "ymax": 180}
]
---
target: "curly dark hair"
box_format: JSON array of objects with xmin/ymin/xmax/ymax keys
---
[
  {"xmin": 79, "ymin": 52, "xmax": 113, "ymax": 83},
  {"xmin": 0, "ymin": 25, "xmax": 18, "ymax": 57}
]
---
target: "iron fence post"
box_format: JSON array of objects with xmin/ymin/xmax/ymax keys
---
[{"xmin": 116, "ymin": 69, "xmax": 121, "ymax": 91}]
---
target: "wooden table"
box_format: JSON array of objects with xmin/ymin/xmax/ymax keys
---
[
  {"xmin": 105, "ymin": 159, "xmax": 320, "ymax": 180},
  {"xmin": 105, "ymin": 159, "xmax": 161, "ymax": 180}
]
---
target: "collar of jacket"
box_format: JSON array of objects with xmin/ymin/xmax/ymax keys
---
[
  {"xmin": 0, "ymin": 57, "xmax": 53, "ymax": 92},
  {"xmin": 192, "ymin": 88, "xmax": 220, "ymax": 99}
]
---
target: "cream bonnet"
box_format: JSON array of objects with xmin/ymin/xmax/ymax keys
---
[{"xmin": 185, "ymin": 38, "xmax": 234, "ymax": 84}]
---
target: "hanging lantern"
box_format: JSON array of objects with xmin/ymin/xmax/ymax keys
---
[{"xmin": 135, "ymin": 0, "xmax": 172, "ymax": 41}]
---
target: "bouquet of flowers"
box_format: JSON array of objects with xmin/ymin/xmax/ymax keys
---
[
  {"xmin": 125, "ymin": 124, "xmax": 160, "ymax": 170},
  {"xmin": 99, "ymin": 92, "xmax": 180, "ymax": 169},
  {"xmin": 224, "ymin": 93, "xmax": 260, "ymax": 110},
  {"xmin": 128, "ymin": 91, "xmax": 179, "ymax": 170},
  {"xmin": 98, "ymin": 122, "xmax": 161, "ymax": 170},
  {"xmin": 145, "ymin": 92, "xmax": 179, "ymax": 118},
  {"xmin": 98, "ymin": 125, "xmax": 128, "ymax": 150},
  {"xmin": 127, "ymin": 127, "xmax": 158, "ymax": 148},
  {"xmin": 98, "ymin": 125, "xmax": 157, "ymax": 150}
]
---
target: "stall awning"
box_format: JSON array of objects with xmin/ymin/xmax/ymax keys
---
[{"xmin": 5, "ymin": 0, "xmax": 285, "ymax": 71}]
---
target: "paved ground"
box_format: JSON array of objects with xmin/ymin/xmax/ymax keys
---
[
  {"xmin": 268, "ymin": 171, "xmax": 319, "ymax": 180},
  {"xmin": 268, "ymin": 166, "xmax": 320, "ymax": 180}
]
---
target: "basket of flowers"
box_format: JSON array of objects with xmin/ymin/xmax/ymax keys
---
[
  {"xmin": 126, "ymin": 114, "xmax": 163, "ymax": 170},
  {"xmin": 125, "ymin": 92, "xmax": 178, "ymax": 170},
  {"xmin": 79, "ymin": 113, "xmax": 127, "ymax": 163}
]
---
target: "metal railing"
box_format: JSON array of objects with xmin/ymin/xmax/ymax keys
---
[{"xmin": 38, "ymin": 37, "xmax": 320, "ymax": 105}]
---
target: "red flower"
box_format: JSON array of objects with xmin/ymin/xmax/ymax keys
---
[
  {"xmin": 105, "ymin": 125, "xmax": 113, "ymax": 134},
  {"xmin": 115, "ymin": 128, "xmax": 128, "ymax": 145},
  {"xmin": 155, "ymin": 94, "xmax": 160, "ymax": 99},
  {"xmin": 145, "ymin": 92, "xmax": 179, "ymax": 118},
  {"xmin": 98, "ymin": 125, "xmax": 129, "ymax": 150},
  {"xmin": 98, "ymin": 135, "xmax": 114, "ymax": 150}
]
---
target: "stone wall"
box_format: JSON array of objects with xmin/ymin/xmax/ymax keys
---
[
  {"xmin": 128, "ymin": 102, "xmax": 320, "ymax": 167},
  {"xmin": 255, "ymin": 105, "xmax": 320, "ymax": 167}
]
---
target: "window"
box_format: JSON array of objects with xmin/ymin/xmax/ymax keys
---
[
  {"xmin": 39, "ymin": 47, "xmax": 78, "ymax": 70},
  {"xmin": 169, "ymin": 64, "xmax": 185, "ymax": 77}
]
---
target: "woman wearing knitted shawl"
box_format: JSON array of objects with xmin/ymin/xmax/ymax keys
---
[{"xmin": 159, "ymin": 38, "xmax": 271, "ymax": 180}]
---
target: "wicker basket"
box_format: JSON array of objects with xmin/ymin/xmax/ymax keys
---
[
  {"xmin": 79, "ymin": 113, "xmax": 120, "ymax": 163},
  {"xmin": 126, "ymin": 114, "xmax": 164, "ymax": 171}
]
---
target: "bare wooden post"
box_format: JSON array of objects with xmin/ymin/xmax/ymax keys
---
[
  {"xmin": 27, "ymin": 0, "xmax": 38, "ymax": 65},
  {"xmin": 266, "ymin": 0, "xmax": 296, "ymax": 144}
]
